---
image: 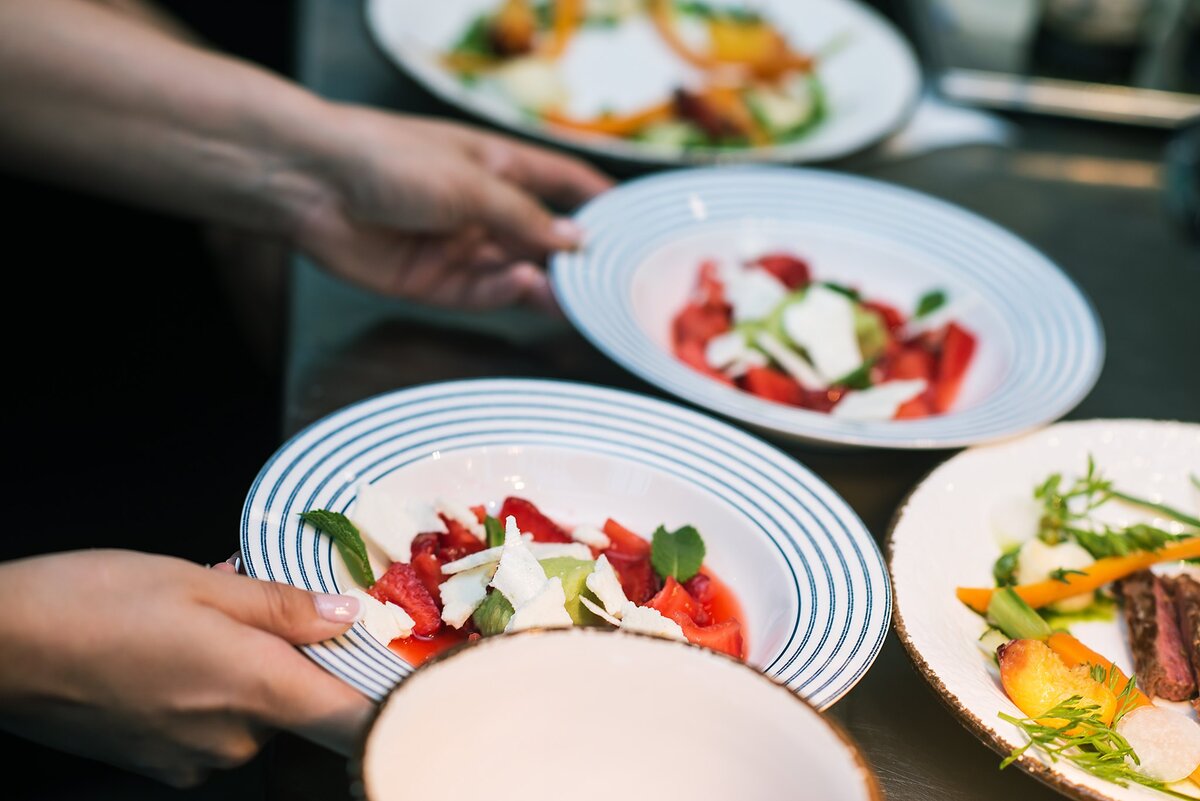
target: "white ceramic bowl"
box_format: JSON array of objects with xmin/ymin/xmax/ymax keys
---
[
  {"xmin": 356, "ymin": 628, "xmax": 882, "ymax": 801},
  {"xmin": 240, "ymin": 379, "xmax": 889, "ymax": 709},
  {"xmin": 365, "ymin": 0, "xmax": 920, "ymax": 165},
  {"xmin": 552, "ymin": 167, "xmax": 1104, "ymax": 449},
  {"xmin": 890, "ymin": 419, "xmax": 1200, "ymax": 801}
]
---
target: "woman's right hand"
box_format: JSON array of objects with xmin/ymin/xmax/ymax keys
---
[{"xmin": 0, "ymin": 550, "xmax": 372, "ymax": 787}]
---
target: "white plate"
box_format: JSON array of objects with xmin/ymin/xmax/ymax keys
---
[
  {"xmin": 359, "ymin": 629, "xmax": 882, "ymax": 801},
  {"xmin": 240, "ymin": 379, "xmax": 889, "ymax": 708},
  {"xmin": 890, "ymin": 419, "xmax": 1200, "ymax": 801},
  {"xmin": 551, "ymin": 166, "xmax": 1105, "ymax": 449},
  {"xmin": 364, "ymin": 0, "xmax": 920, "ymax": 165}
]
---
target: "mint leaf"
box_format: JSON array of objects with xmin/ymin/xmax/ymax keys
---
[
  {"xmin": 821, "ymin": 281, "xmax": 860, "ymax": 301},
  {"xmin": 914, "ymin": 289, "xmax": 946, "ymax": 319},
  {"xmin": 484, "ymin": 515, "xmax": 505, "ymax": 549},
  {"xmin": 299, "ymin": 510, "xmax": 375, "ymax": 587},
  {"xmin": 834, "ymin": 358, "xmax": 876, "ymax": 390},
  {"xmin": 650, "ymin": 525, "xmax": 706, "ymax": 583}
]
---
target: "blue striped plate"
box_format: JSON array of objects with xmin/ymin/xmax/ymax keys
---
[
  {"xmin": 240, "ymin": 379, "xmax": 888, "ymax": 709},
  {"xmin": 551, "ymin": 167, "xmax": 1104, "ymax": 449}
]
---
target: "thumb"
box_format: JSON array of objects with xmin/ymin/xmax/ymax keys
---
[{"xmin": 201, "ymin": 571, "xmax": 361, "ymax": 645}]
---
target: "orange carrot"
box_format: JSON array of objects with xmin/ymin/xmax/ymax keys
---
[
  {"xmin": 543, "ymin": 100, "xmax": 673, "ymax": 136},
  {"xmin": 538, "ymin": 0, "xmax": 582, "ymax": 59},
  {"xmin": 957, "ymin": 538, "xmax": 1200, "ymax": 614}
]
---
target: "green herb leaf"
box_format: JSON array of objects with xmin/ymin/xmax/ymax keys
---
[
  {"xmin": 1049, "ymin": 567, "xmax": 1087, "ymax": 583},
  {"xmin": 914, "ymin": 289, "xmax": 947, "ymax": 319},
  {"xmin": 821, "ymin": 281, "xmax": 860, "ymax": 301},
  {"xmin": 834, "ymin": 358, "xmax": 875, "ymax": 390},
  {"xmin": 992, "ymin": 546, "xmax": 1020, "ymax": 587},
  {"xmin": 650, "ymin": 525, "xmax": 706, "ymax": 583},
  {"xmin": 484, "ymin": 515, "xmax": 505, "ymax": 549},
  {"xmin": 299, "ymin": 510, "xmax": 375, "ymax": 587}
]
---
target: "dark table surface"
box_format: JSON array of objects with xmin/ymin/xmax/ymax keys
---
[{"xmin": 275, "ymin": 2, "xmax": 1200, "ymax": 799}]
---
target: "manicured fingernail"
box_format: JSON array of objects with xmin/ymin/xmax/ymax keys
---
[
  {"xmin": 553, "ymin": 218, "xmax": 584, "ymax": 246},
  {"xmin": 314, "ymin": 593, "xmax": 361, "ymax": 623}
]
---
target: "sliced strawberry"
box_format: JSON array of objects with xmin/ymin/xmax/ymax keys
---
[
  {"xmin": 753, "ymin": 253, "xmax": 810, "ymax": 289},
  {"xmin": 932, "ymin": 322, "xmax": 977, "ymax": 413},
  {"xmin": 675, "ymin": 339, "xmax": 735, "ymax": 385},
  {"xmin": 683, "ymin": 572, "xmax": 714, "ymax": 605},
  {"xmin": 368, "ymin": 562, "xmax": 442, "ymax": 636},
  {"xmin": 410, "ymin": 553, "xmax": 444, "ymax": 609},
  {"xmin": 860, "ymin": 300, "xmax": 905, "ymax": 332},
  {"xmin": 887, "ymin": 345, "xmax": 936, "ymax": 382},
  {"xmin": 410, "ymin": 531, "xmax": 440, "ymax": 560},
  {"xmin": 647, "ymin": 577, "xmax": 709, "ymax": 626},
  {"xmin": 697, "ymin": 260, "xmax": 728, "ymax": 309},
  {"xmin": 499, "ymin": 496, "xmax": 572, "ymax": 543},
  {"xmin": 601, "ymin": 518, "xmax": 651, "ymax": 557},
  {"xmin": 894, "ymin": 394, "xmax": 933, "ymax": 420},
  {"xmin": 678, "ymin": 618, "xmax": 744, "ymax": 658},
  {"xmin": 604, "ymin": 549, "xmax": 660, "ymax": 605},
  {"xmin": 742, "ymin": 367, "xmax": 804, "ymax": 406},
  {"xmin": 469, "ymin": 505, "xmax": 486, "ymax": 524},
  {"xmin": 803, "ymin": 387, "xmax": 841, "ymax": 413},
  {"xmin": 438, "ymin": 518, "xmax": 485, "ymax": 563},
  {"xmin": 672, "ymin": 303, "xmax": 731, "ymax": 349}
]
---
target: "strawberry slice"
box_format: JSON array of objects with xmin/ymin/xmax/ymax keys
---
[
  {"xmin": 672, "ymin": 303, "xmax": 731, "ymax": 349},
  {"xmin": 742, "ymin": 367, "xmax": 804, "ymax": 406},
  {"xmin": 410, "ymin": 553, "xmax": 444, "ymax": 610},
  {"xmin": 697, "ymin": 260, "xmax": 728, "ymax": 309},
  {"xmin": 602, "ymin": 518, "xmax": 651, "ymax": 557},
  {"xmin": 438, "ymin": 518, "xmax": 485, "ymax": 562},
  {"xmin": 932, "ymin": 322, "xmax": 977, "ymax": 413},
  {"xmin": 894, "ymin": 394, "xmax": 934, "ymax": 420},
  {"xmin": 683, "ymin": 573, "xmax": 714, "ymax": 605},
  {"xmin": 469, "ymin": 505, "xmax": 487, "ymax": 524},
  {"xmin": 887, "ymin": 345, "xmax": 936, "ymax": 382},
  {"xmin": 647, "ymin": 577, "xmax": 709, "ymax": 626},
  {"xmin": 604, "ymin": 549, "xmax": 660, "ymax": 605},
  {"xmin": 369, "ymin": 562, "xmax": 442, "ymax": 636},
  {"xmin": 499, "ymin": 496, "xmax": 572, "ymax": 543},
  {"xmin": 410, "ymin": 532, "xmax": 439, "ymax": 560},
  {"xmin": 753, "ymin": 252, "xmax": 810, "ymax": 289},
  {"xmin": 677, "ymin": 618, "xmax": 744, "ymax": 658}
]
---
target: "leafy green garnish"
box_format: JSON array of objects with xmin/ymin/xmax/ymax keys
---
[
  {"xmin": 675, "ymin": 2, "xmax": 763, "ymax": 23},
  {"xmin": 650, "ymin": 525, "xmax": 706, "ymax": 583},
  {"xmin": 299, "ymin": 510, "xmax": 375, "ymax": 586},
  {"xmin": 914, "ymin": 289, "xmax": 947, "ymax": 319},
  {"xmin": 451, "ymin": 13, "xmax": 494, "ymax": 57},
  {"xmin": 821, "ymin": 281, "xmax": 860, "ymax": 301},
  {"xmin": 1049, "ymin": 567, "xmax": 1087, "ymax": 583},
  {"xmin": 484, "ymin": 515, "xmax": 505, "ymax": 549},
  {"xmin": 992, "ymin": 546, "xmax": 1020, "ymax": 587},
  {"xmin": 834, "ymin": 358, "xmax": 875, "ymax": 390},
  {"xmin": 1041, "ymin": 593, "xmax": 1118, "ymax": 629},
  {"xmin": 998, "ymin": 675, "xmax": 1192, "ymax": 799}
]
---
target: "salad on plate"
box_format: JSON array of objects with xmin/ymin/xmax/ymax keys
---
[
  {"xmin": 302, "ymin": 490, "xmax": 745, "ymax": 665},
  {"xmin": 955, "ymin": 461, "xmax": 1200, "ymax": 797},
  {"xmin": 672, "ymin": 249, "xmax": 977, "ymax": 421},
  {"xmin": 443, "ymin": 0, "xmax": 826, "ymax": 150}
]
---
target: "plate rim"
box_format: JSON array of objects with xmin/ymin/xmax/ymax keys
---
[
  {"xmin": 887, "ymin": 418, "xmax": 1199, "ymax": 801},
  {"xmin": 550, "ymin": 164, "xmax": 1107, "ymax": 450},
  {"xmin": 361, "ymin": 0, "xmax": 923, "ymax": 166},
  {"xmin": 240, "ymin": 376, "xmax": 892, "ymax": 708}
]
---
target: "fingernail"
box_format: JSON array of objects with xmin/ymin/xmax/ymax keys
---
[
  {"xmin": 553, "ymin": 218, "xmax": 584, "ymax": 246},
  {"xmin": 314, "ymin": 593, "xmax": 361, "ymax": 623}
]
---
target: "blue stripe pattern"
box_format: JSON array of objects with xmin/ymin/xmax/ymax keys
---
[
  {"xmin": 240, "ymin": 380, "xmax": 888, "ymax": 710},
  {"xmin": 551, "ymin": 167, "xmax": 1104, "ymax": 448}
]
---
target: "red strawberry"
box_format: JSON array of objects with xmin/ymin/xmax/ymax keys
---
[
  {"xmin": 601, "ymin": 518, "xmax": 651, "ymax": 557},
  {"xmin": 604, "ymin": 549, "xmax": 660, "ymax": 604},
  {"xmin": 647, "ymin": 577, "xmax": 708, "ymax": 626},
  {"xmin": 369, "ymin": 562, "xmax": 442, "ymax": 636},
  {"xmin": 410, "ymin": 553, "xmax": 444, "ymax": 610},
  {"xmin": 683, "ymin": 573, "xmax": 714, "ymax": 605},
  {"xmin": 678, "ymin": 618, "xmax": 743, "ymax": 658},
  {"xmin": 672, "ymin": 303, "xmax": 731, "ymax": 349},
  {"xmin": 499, "ymin": 497, "xmax": 572, "ymax": 543},
  {"xmin": 696, "ymin": 260, "xmax": 729, "ymax": 309},
  {"xmin": 742, "ymin": 367, "xmax": 804, "ymax": 406},
  {"xmin": 753, "ymin": 253, "xmax": 810, "ymax": 289},
  {"xmin": 438, "ymin": 518, "xmax": 485, "ymax": 562},
  {"xmin": 410, "ymin": 532, "xmax": 439, "ymax": 560}
]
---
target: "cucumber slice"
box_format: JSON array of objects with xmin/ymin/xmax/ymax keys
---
[
  {"xmin": 471, "ymin": 556, "xmax": 601, "ymax": 635},
  {"xmin": 854, "ymin": 305, "xmax": 888, "ymax": 361}
]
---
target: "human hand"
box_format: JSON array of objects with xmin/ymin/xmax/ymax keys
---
[
  {"xmin": 293, "ymin": 108, "xmax": 612, "ymax": 312},
  {"xmin": 0, "ymin": 550, "xmax": 372, "ymax": 787}
]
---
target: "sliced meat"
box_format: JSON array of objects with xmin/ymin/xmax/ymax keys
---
[
  {"xmin": 1120, "ymin": 570, "xmax": 1196, "ymax": 701},
  {"xmin": 1167, "ymin": 574, "xmax": 1200, "ymax": 708}
]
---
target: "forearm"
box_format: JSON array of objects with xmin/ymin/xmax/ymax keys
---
[{"xmin": 0, "ymin": 0, "xmax": 336, "ymax": 236}]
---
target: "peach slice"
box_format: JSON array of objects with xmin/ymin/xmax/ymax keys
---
[{"xmin": 997, "ymin": 639, "xmax": 1118, "ymax": 730}]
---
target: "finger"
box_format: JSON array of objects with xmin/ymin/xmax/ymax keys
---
[
  {"xmin": 470, "ymin": 173, "xmax": 585, "ymax": 255},
  {"xmin": 479, "ymin": 138, "xmax": 613, "ymax": 210},
  {"xmin": 198, "ymin": 571, "xmax": 361, "ymax": 645},
  {"xmin": 457, "ymin": 261, "xmax": 550, "ymax": 311}
]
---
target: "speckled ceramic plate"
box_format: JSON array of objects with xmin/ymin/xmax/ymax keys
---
[{"xmin": 890, "ymin": 419, "xmax": 1200, "ymax": 801}]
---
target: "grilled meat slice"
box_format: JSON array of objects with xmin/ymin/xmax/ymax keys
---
[
  {"xmin": 1120, "ymin": 570, "xmax": 1196, "ymax": 701},
  {"xmin": 1168, "ymin": 574, "xmax": 1200, "ymax": 707}
]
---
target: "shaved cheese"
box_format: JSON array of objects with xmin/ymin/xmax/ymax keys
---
[
  {"xmin": 755, "ymin": 331, "xmax": 825, "ymax": 390},
  {"xmin": 781, "ymin": 285, "xmax": 862, "ymax": 383},
  {"xmin": 727, "ymin": 268, "xmax": 788, "ymax": 323},
  {"xmin": 725, "ymin": 349, "xmax": 768, "ymax": 378},
  {"xmin": 436, "ymin": 499, "xmax": 485, "ymax": 540},
  {"xmin": 1115, "ymin": 706, "xmax": 1200, "ymax": 782},
  {"xmin": 581, "ymin": 595, "xmax": 621, "ymax": 626},
  {"xmin": 351, "ymin": 483, "xmax": 445, "ymax": 564},
  {"xmin": 490, "ymin": 516, "xmax": 548, "ymax": 607},
  {"xmin": 830, "ymin": 380, "xmax": 927, "ymax": 421},
  {"xmin": 439, "ymin": 564, "xmax": 496, "ymax": 629},
  {"xmin": 345, "ymin": 588, "xmax": 414, "ymax": 643},
  {"xmin": 704, "ymin": 330, "xmax": 750, "ymax": 370},
  {"xmin": 528, "ymin": 542, "xmax": 594, "ymax": 561},
  {"xmin": 586, "ymin": 555, "xmax": 628, "ymax": 617},
  {"xmin": 571, "ymin": 524, "xmax": 611, "ymax": 550},
  {"xmin": 618, "ymin": 603, "xmax": 686, "ymax": 641},
  {"xmin": 440, "ymin": 533, "xmax": 534, "ymax": 575},
  {"xmin": 505, "ymin": 577, "xmax": 573, "ymax": 632}
]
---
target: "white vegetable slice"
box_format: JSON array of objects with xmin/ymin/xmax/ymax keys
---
[
  {"xmin": 490, "ymin": 516, "xmax": 548, "ymax": 607},
  {"xmin": 1115, "ymin": 706, "xmax": 1200, "ymax": 782},
  {"xmin": 586, "ymin": 554, "xmax": 628, "ymax": 617},
  {"xmin": 755, "ymin": 331, "xmax": 825, "ymax": 390},
  {"xmin": 436, "ymin": 499, "xmax": 485, "ymax": 541},
  {"xmin": 350, "ymin": 484, "xmax": 445, "ymax": 564},
  {"xmin": 581, "ymin": 596, "xmax": 621, "ymax": 626},
  {"xmin": 505, "ymin": 577, "xmax": 573, "ymax": 632},
  {"xmin": 492, "ymin": 57, "xmax": 567, "ymax": 112},
  {"xmin": 1014, "ymin": 538, "xmax": 1096, "ymax": 613},
  {"xmin": 528, "ymin": 542, "xmax": 594, "ymax": 561},
  {"xmin": 345, "ymin": 588, "xmax": 414, "ymax": 643},
  {"xmin": 438, "ymin": 564, "xmax": 496, "ymax": 629},
  {"xmin": 781, "ymin": 285, "xmax": 863, "ymax": 383},
  {"xmin": 830, "ymin": 379, "xmax": 927, "ymax": 422},
  {"xmin": 571, "ymin": 524, "xmax": 610, "ymax": 550},
  {"xmin": 618, "ymin": 602, "xmax": 686, "ymax": 641},
  {"xmin": 727, "ymin": 268, "xmax": 788, "ymax": 323}
]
